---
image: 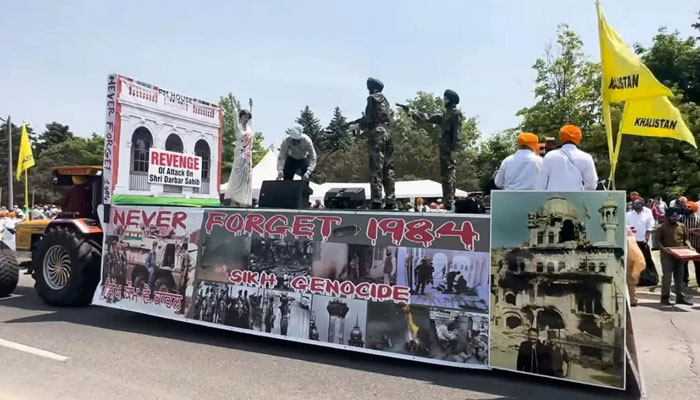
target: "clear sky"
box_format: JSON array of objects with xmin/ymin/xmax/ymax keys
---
[{"xmin": 1, "ymin": 0, "xmax": 698, "ymax": 147}]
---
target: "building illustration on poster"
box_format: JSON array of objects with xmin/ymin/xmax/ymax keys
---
[
  {"xmin": 104, "ymin": 74, "xmax": 222, "ymax": 206},
  {"xmin": 490, "ymin": 192, "xmax": 626, "ymax": 389}
]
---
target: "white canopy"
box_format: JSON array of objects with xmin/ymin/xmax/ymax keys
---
[
  {"xmin": 220, "ymin": 152, "xmax": 467, "ymax": 202},
  {"xmin": 220, "ymin": 149, "xmax": 321, "ymax": 200},
  {"xmin": 308, "ymin": 180, "xmax": 468, "ymax": 202}
]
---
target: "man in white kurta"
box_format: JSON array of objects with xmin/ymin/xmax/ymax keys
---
[
  {"xmin": 494, "ymin": 132, "xmax": 542, "ymax": 190},
  {"xmin": 537, "ymin": 124, "xmax": 598, "ymax": 191}
]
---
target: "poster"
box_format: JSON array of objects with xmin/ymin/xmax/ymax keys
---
[
  {"xmin": 96, "ymin": 207, "xmax": 491, "ymax": 370},
  {"xmin": 103, "ymin": 74, "xmax": 222, "ymax": 206},
  {"xmin": 147, "ymin": 148, "xmax": 202, "ymax": 187},
  {"xmin": 93, "ymin": 206, "xmax": 204, "ymax": 319},
  {"xmin": 489, "ymin": 191, "xmax": 626, "ymax": 389}
]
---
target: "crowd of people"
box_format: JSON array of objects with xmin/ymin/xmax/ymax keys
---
[
  {"xmin": 0, "ymin": 204, "xmax": 62, "ymax": 250},
  {"xmin": 625, "ymin": 192, "xmax": 700, "ymax": 308}
]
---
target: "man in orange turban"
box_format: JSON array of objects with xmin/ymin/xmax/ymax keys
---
[
  {"xmin": 537, "ymin": 124, "xmax": 598, "ymax": 191},
  {"xmin": 494, "ymin": 132, "xmax": 542, "ymax": 190}
]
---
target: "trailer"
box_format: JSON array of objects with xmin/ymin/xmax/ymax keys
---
[{"xmin": 0, "ymin": 74, "xmax": 631, "ymax": 392}]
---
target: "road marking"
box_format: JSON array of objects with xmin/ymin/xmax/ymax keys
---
[
  {"xmin": 0, "ymin": 338, "xmax": 69, "ymax": 362},
  {"xmin": 0, "ymin": 294, "xmax": 22, "ymax": 301}
]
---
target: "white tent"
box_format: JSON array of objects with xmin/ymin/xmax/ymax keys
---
[
  {"xmin": 220, "ymin": 152, "xmax": 465, "ymax": 202},
  {"xmin": 308, "ymin": 180, "xmax": 469, "ymax": 202},
  {"xmin": 220, "ymin": 149, "xmax": 321, "ymax": 200}
]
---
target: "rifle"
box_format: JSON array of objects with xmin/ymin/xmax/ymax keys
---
[{"xmin": 396, "ymin": 103, "xmax": 410, "ymax": 113}]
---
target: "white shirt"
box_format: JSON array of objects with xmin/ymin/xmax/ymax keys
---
[
  {"xmin": 278, "ymin": 134, "xmax": 317, "ymax": 174},
  {"xmin": 494, "ymin": 149, "xmax": 543, "ymax": 190},
  {"xmin": 537, "ymin": 144, "xmax": 598, "ymax": 191},
  {"xmin": 626, "ymin": 209, "xmax": 654, "ymax": 242},
  {"xmin": 1, "ymin": 218, "xmax": 16, "ymax": 251}
]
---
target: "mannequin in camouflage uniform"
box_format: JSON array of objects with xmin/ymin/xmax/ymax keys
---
[
  {"xmin": 408, "ymin": 89, "xmax": 462, "ymax": 209},
  {"xmin": 352, "ymin": 78, "xmax": 395, "ymax": 209}
]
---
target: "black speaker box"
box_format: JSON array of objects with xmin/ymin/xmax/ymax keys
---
[
  {"xmin": 324, "ymin": 187, "xmax": 366, "ymax": 210},
  {"xmin": 258, "ymin": 180, "xmax": 311, "ymax": 209},
  {"xmin": 455, "ymin": 198, "xmax": 486, "ymax": 214}
]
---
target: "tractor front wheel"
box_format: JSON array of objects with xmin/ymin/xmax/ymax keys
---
[
  {"xmin": 0, "ymin": 250, "xmax": 19, "ymax": 297},
  {"xmin": 32, "ymin": 226, "xmax": 101, "ymax": 306}
]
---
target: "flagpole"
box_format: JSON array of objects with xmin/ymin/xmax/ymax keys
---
[
  {"xmin": 602, "ymin": 101, "xmax": 616, "ymax": 189},
  {"xmin": 24, "ymin": 169, "xmax": 29, "ymax": 212},
  {"xmin": 5, "ymin": 115, "xmax": 12, "ymax": 207}
]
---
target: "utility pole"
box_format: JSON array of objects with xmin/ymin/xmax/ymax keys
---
[{"xmin": 3, "ymin": 115, "xmax": 12, "ymax": 207}]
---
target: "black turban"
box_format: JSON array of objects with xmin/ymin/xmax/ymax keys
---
[
  {"xmin": 367, "ymin": 77, "xmax": 384, "ymax": 93},
  {"xmin": 666, "ymin": 207, "xmax": 683, "ymax": 217},
  {"xmin": 444, "ymin": 89, "xmax": 460, "ymax": 106}
]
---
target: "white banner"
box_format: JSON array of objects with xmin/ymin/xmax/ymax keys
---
[{"xmin": 148, "ymin": 149, "xmax": 202, "ymax": 187}]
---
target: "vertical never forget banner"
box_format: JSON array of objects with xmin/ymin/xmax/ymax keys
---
[
  {"xmin": 489, "ymin": 191, "xmax": 627, "ymax": 390},
  {"xmin": 94, "ymin": 207, "xmax": 492, "ymax": 369}
]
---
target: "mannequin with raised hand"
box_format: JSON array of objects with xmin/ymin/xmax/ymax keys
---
[{"xmin": 225, "ymin": 98, "xmax": 254, "ymax": 207}]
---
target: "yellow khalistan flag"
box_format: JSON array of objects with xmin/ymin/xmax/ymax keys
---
[
  {"xmin": 16, "ymin": 123, "xmax": 35, "ymax": 180},
  {"xmin": 597, "ymin": 3, "xmax": 671, "ymax": 102},
  {"xmin": 621, "ymin": 97, "xmax": 697, "ymax": 148}
]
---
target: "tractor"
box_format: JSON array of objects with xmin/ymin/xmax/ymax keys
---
[{"xmin": 0, "ymin": 166, "xmax": 103, "ymax": 304}]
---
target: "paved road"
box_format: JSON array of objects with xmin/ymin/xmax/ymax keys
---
[
  {"xmin": 0, "ymin": 275, "xmax": 658, "ymax": 400},
  {"xmin": 632, "ymin": 297, "xmax": 700, "ymax": 400}
]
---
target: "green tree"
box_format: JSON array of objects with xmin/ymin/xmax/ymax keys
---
[
  {"xmin": 393, "ymin": 92, "xmax": 480, "ymax": 191},
  {"xmin": 251, "ymin": 132, "xmax": 269, "ymax": 166},
  {"xmin": 615, "ymin": 26, "xmax": 700, "ymax": 196},
  {"xmin": 323, "ymin": 107, "xmax": 350, "ymax": 152},
  {"xmin": 636, "ymin": 28, "xmax": 700, "ymax": 103},
  {"xmin": 470, "ymin": 130, "xmax": 518, "ymax": 193},
  {"xmin": 515, "ymin": 24, "xmax": 611, "ymax": 181},
  {"xmin": 219, "ymin": 93, "xmax": 242, "ymax": 178},
  {"xmin": 296, "ymin": 105, "xmax": 324, "ymax": 146},
  {"xmin": 35, "ymin": 122, "xmax": 74, "ymax": 157},
  {"xmin": 31, "ymin": 135, "xmax": 105, "ymax": 205},
  {"xmin": 517, "ymin": 25, "xmax": 602, "ymax": 138},
  {"xmin": 0, "ymin": 122, "xmax": 37, "ymax": 207}
]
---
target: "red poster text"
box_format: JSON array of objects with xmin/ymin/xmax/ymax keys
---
[
  {"xmin": 290, "ymin": 276, "xmax": 411, "ymax": 304},
  {"xmin": 204, "ymin": 212, "xmax": 342, "ymax": 242},
  {"xmin": 150, "ymin": 149, "xmax": 201, "ymax": 170}
]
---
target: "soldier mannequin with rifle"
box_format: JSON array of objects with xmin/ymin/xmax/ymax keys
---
[
  {"xmin": 397, "ymin": 89, "xmax": 462, "ymax": 210},
  {"xmin": 348, "ymin": 77, "xmax": 396, "ymax": 210}
]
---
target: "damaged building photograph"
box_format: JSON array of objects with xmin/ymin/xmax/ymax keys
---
[{"xmin": 489, "ymin": 192, "xmax": 626, "ymax": 389}]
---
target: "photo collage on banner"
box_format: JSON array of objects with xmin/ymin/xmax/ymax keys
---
[
  {"xmin": 187, "ymin": 210, "xmax": 491, "ymax": 368},
  {"xmin": 489, "ymin": 191, "xmax": 626, "ymax": 389},
  {"xmin": 93, "ymin": 206, "xmax": 204, "ymax": 319}
]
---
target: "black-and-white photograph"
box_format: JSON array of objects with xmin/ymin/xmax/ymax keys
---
[
  {"xmin": 428, "ymin": 309, "xmax": 489, "ymax": 365},
  {"xmin": 191, "ymin": 281, "xmax": 265, "ymax": 330},
  {"xmin": 261, "ymin": 289, "xmax": 312, "ymax": 339},
  {"xmin": 310, "ymin": 295, "xmax": 367, "ymax": 348},
  {"xmin": 196, "ymin": 233, "xmax": 251, "ymax": 283},
  {"xmin": 312, "ymin": 243, "xmax": 397, "ymax": 285},
  {"xmin": 365, "ymin": 302, "xmax": 488, "ymax": 366},
  {"xmin": 395, "ymin": 247, "xmax": 489, "ymax": 312},
  {"xmin": 490, "ymin": 192, "xmax": 626, "ymax": 389},
  {"xmin": 250, "ymin": 237, "xmax": 314, "ymax": 290}
]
